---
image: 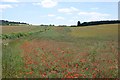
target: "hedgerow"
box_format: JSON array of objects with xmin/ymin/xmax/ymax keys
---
[{"xmin": 0, "ymin": 28, "xmax": 49, "ymax": 40}]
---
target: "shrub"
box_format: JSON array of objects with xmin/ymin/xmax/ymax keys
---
[{"xmin": 2, "ymin": 28, "xmax": 49, "ymax": 40}]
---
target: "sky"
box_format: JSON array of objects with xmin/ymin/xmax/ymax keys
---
[{"xmin": 0, "ymin": 0, "xmax": 119, "ymax": 26}]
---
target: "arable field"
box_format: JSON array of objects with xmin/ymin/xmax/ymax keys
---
[
  {"xmin": 2, "ymin": 25, "xmax": 46, "ymax": 34},
  {"xmin": 2, "ymin": 24, "xmax": 118, "ymax": 78}
]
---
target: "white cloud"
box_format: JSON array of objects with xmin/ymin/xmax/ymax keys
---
[
  {"xmin": 78, "ymin": 12, "xmax": 88, "ymax": 15},
  {"xmin": 0, "ymin": 4, "xmax": 13, "ymax": 10},
  {"xmin": 78, "ymin": 11, "xmax": 110, "ymax": 21},
  {"xmin": 41, "ymin": 0, "xmax": 57, "ymax": 8},
  {"xmin": 56, "ymin": 16, "xmax": 65, "ymax": 20},
  {"xmin": 78, "ymin": 12, "xmax": 110, "ymax": 17},
  {"xmin": 58, "ymin": 7, "xmax": 79, "ymax": 14},
  {"xmin": 1, "ymin": 0, "xmax": 19, "ymax": 2},
  {"xmin": 69, "ymin": 19, "xmax": 74, "ymax": 22},
  {"xmin": 48, "ymin": 14, "xmax": 55, "ymax": 17},
  {"xmin": 33, "ymin": 0, "xmax": 57, "ymax": 8}
]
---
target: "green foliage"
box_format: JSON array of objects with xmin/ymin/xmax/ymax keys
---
[
  {"xmin": 1, "ymin": 28, "xmax": 50, "ymax": 40},
  {"xmin": 77, "ymin": 21, "xmax": 81, "ymax": 26},
  {"xmin": 1, "ymin": 33, "xmax": 27, "ymax": 39},
  {"xmin": 77, "ymin": 20, "xmax": 120, "ymax": 26},
  {"xmin": 89, "ymin": 50, "xmax": 97, "ymax": 62},
  {"xmin": 2, "ymin": 40, "xmax": 24, "ymax": 78},
  {"xmin": 0, "ymin": 20, "xmax": 28, "ymax": 26}
]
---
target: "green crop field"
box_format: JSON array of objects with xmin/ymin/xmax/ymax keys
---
[{"xmin": 2, "ymin": 24, "xmax": 118, "ymax": 78}]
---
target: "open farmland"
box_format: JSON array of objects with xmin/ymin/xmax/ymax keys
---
[
  {"xmin": 2, "ymin": 24, "xmax": 118, "ymax": 78},
  {"xmin": 2, "ymin": 25, "xmax": 46, "ymax": 34}
]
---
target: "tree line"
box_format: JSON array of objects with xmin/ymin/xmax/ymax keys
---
[
  {"xmin": 77, "ymin": 20, "xmax": 120, "ymax": 27},
  {"xmin": 1, "ymin": 20, "xmax": 120, "ymax": 27},
  {"xmin": 0, "ymin": 20, "xmax": 29, "ymax": 26}
]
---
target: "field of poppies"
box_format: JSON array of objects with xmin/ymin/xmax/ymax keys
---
[{"xmin": 2, "ymin": 24, "xmax": 118, "ymax": 78}]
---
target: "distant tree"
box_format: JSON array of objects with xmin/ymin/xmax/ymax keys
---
[
  {"xmin": 40, "ymin": 24, "xmax": 44, "ymax": 26},
  {"xmin": 82, "ymin": 22, "xmax": 88, "ymax": 26},
  {"xmin": 58, "ymin": 25, "xmax": 67, "ymax": 27},
  {"xmin": 0, "ymin": 20, "xmax": 28, "ymax": 26},
  {"xmin": 49, "ymin": 24, "xmax": 52, "ymax": 26},
  {"xmin": 49, "ymin": 24, "xmax": 55, "ymax": 26},
  {"xmin": 70, "ymin": 25, "xmax": 76, "ymax": 27},
  {"xmin": 77, "ymin": 21, "xmax": 81, "ymax": 26},
  {"xmin": 78, "ymin": 20, "xmax": 120, "ymax": 27}
]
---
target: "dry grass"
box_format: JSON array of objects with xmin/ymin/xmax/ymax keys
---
[
  {"xmin": 2, "ymin": 26, "xmax": 42, "ymax": 34},
  {"xmin": 69, "ymin": 24, "xmax": 118, "ymax": 38}
]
